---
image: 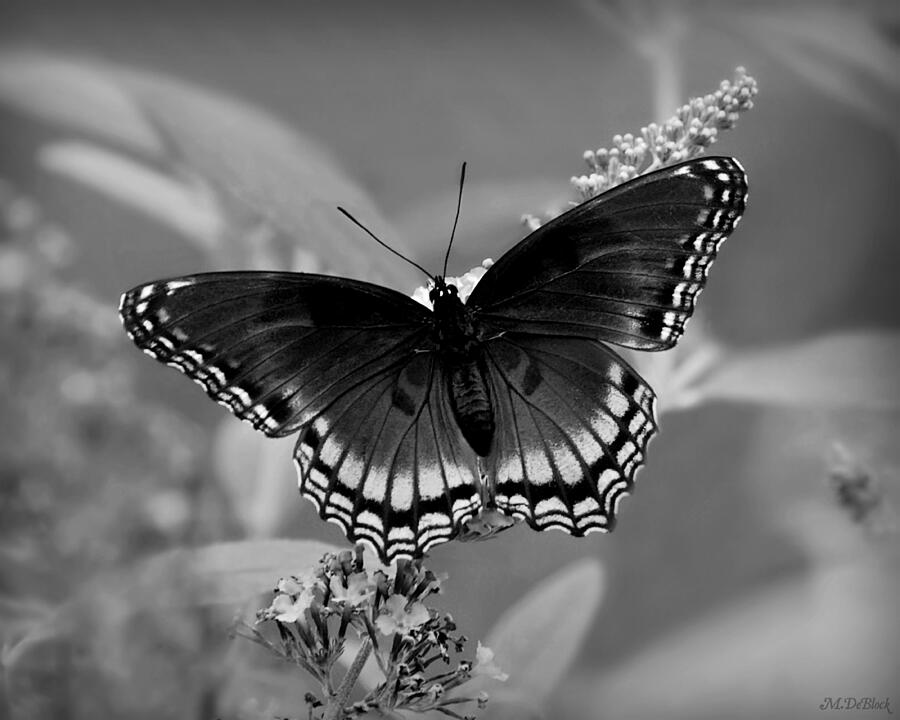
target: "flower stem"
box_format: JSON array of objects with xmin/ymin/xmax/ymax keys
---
[{"xmin": 322, "ymin": 637, "xmax": 373, "ymax": 720}]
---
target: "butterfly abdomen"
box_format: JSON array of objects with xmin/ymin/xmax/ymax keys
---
[{"xmin": 447, "ymin": 359, "xmax": 495, "ymax": 456}]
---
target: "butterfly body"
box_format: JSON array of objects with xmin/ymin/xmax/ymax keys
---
[
  {"xmin": 429, "ymin": 278, "xmax": 496, "ymax": 457},
  {"xmin": 120, "ymin": 156, "xmax": 748, "ymax": 561}
]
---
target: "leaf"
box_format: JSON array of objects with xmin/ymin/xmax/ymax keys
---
[
  {"xmin": 0, "ymin": 51, "xmax": 416, "ymax": 287},
  {"xmin": 560, "ymin": 559, "xmax": 900, "ymax": 719},
  {"xmin": 691, "ymin": 330, "xmax": 900, "ymax": 411},
  {"xmin": 112, "ymin": 64, "xmax": 415, "ymax": 285},
  {"xmin": 0, "ymin": 51, "xmax": 162, "ymax": 153},
  {"xmin": 475, "ymin": 557, "xmax": 604, "ymax": 706},
  {"xmin": 39, "ymin": 141, "xmax": 224, "ymax": 246}
]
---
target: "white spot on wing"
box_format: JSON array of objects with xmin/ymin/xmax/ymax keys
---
[
  {"xmin": 683, "ymin": 256, "xmax": 696, "ymax": 279},
  {"xmin": 388, "ymin": 526, "xmax": 415, "ymax": 542},
  {"xmin": 617, "ymin": 442, "xmax": 636, "ymax": 466},
  {"xmin": 523, "ymin": 448, "xmax": 553, "ymax": 485},
  {"xmin": 605, "ymin": 388, "xmax": 629, "ymax": 419},
  {"xmin": 534, "ymin": 497, "xmax": 569, "ymax": 522},
  {"xmin": 417, "ymin": 462, "xmax": 446, "ymax": 500},
  {"xmin": 418, "ymin": 512, "xmax": 451, "ymax": 531},
  {"xmin": 597, "ymin": 468, "xmax": 620, "ymax": 491},
  {"xmin": 551, "ymin": 441, "xmax": 582, "ymax": 485},
  {"xmin": 339, "ymin": 455, "xmax": 365, "ymax": 491},
  {"xmin": 591, "ymin": 409, "xmax": 618, "ymax": 445},
  {"xmin": 356, "ymin": 510, "xmax": 383, "ymax": 533},
  {"xmin": 573, "ymin": 498, "xmax": 600, "ymax": 518},
  {"xmin": 164, "ymin": 280, "xmax": 193, "ymax": 293},
  {"xmin": 390, "ymin": 472, "xmax": 414, "ymax": 511},
  {"xmin": 362, "ymin": 464, "xmax": 388, "ymax": 501},
  {"xmin": 319, "ymin": 436, "xmax": 343, "ymax": 467},
  {"xmin": 572, "ymin": 427, "xmax": 602, "ymax": 466}
]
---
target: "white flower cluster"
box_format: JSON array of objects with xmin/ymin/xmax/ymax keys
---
[
  {"xmin": 412, "ymin": 258, "xmax": 494, "ymax": 308},
  {"xmin": 572, "ymin": 67, "xmax": 758, "ymax": 201}
]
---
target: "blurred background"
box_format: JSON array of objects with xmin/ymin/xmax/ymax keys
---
[{"xmin": 1, "ymin": 1, "xmax": 899, "ymax": 718}]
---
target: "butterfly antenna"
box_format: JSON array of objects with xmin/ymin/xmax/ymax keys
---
[
  {"xmin": 442, "ymin": 161, "xmax": 467, "ymax": 278},
  {"xmin": 337, "ymin": 207, "xmax": 431, "ymax": 279}
]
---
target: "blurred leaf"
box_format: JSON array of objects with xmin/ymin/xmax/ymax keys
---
[
  {"xmin": 621, "ymin": 319, "xmax": 724, "ymax": 414},
  {"xmin": 39, "ymin": 141, "xmax": 224, "ymax": 246},
  {"xmin": 692, "ymin": 330, "xmax": 900, "ymax": 410},
  {"xmin": 475, "ymin": 557, "xmax": 604, "ymax": 706},
  {"xmin": 0, "ymin": 51, "xmax": 417, "ymax": 287},
  {"xmin": 0, "ymin": 51, "xmax": 162, "ymax": 154},
  {"xmin": 212, "ymin": 419, "xmax": 300, "ymax": 537},
  {"xmin": 560, "ymin": 559, "xmax": 900, "ymax": 720}
]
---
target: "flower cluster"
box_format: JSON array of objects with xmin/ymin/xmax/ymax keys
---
[
  {"xmin": 522, "ymin": 67, "xmax": 758, "ymax": 230},
  {"xmin": 411, "ymin": 258, "xmax": 494, "ymax": 308},
  {"xmin": 574, "ymin": 67, "xmax": 757, "ymax": 200},
  {"xmin": 236, "ymin": 546, "xmax": 506, "ymax": 719}
]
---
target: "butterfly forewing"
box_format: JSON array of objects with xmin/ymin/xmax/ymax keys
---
[
  {"xmin": 482, "ymin": 334, "xmax": 657, "ymax": 533},
  {"xmin": 119, "ymin": 272, "xmax": 432, "ymax": 436},
  {"xmin": 295, "ymin": 352, "xmax": 482, "ymax": 560},
  {"xmin": 468, "ymin": 156, "xmax": 747, "ymax": 350}
]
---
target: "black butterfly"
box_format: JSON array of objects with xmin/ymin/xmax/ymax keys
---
[{"xmin": 120, "ymin": 156, "xmax": 747, "ymax": 561}]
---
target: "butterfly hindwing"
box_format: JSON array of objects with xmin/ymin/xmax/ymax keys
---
[
  {"xmin": 294, "ymin": 351, "xmax": 482, "ymax": 560},
  {"xmin": 482, "ymin": 333, "xmax": 657, "ymax": 534},
  {"xmin": 468, "ymin": 156, "xmax": 747, "ymax": 350},
  {"xmin": 119, "ymin": 272, "xmax": 432, "ymax": 437}
]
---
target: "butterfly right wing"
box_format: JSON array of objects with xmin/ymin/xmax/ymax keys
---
[
  {"xmin": 482, "ymin": 332, "xmax": 657, "ymax": 535},
  {"xmin": 468, "ymin": 156, "xmax": 748, "ymax": 351},
  {"xmin": 120, "ymin": 271, "xmax": 481, "ymax": 560}
]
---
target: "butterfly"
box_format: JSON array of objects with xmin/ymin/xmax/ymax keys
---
[{"xmin": 120, "ymin": 156, "xmax": 747, "ymax": 562}]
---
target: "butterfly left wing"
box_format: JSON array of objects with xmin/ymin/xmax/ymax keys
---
[
  {"xmin": 482, "ymin": 333, "xmax": 657, "ymax": 534},
  {"xmin": 120, "ymin": 271, "xmax": 481, "ymax": 561},
  {"xmin": 119, "ymin": 271, "xmax": 434, "ymax": 437},
  {"xmin": 467, "ymin": 156, "xmax": 747, "ymax": 351},
  {"xmin": 295, "ymin": 351, "xmax": 482, "ymax": 561}
]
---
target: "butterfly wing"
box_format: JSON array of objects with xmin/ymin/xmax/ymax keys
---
[
  {"xmin": 295, "ymin": 351, "xmax": 481, "ymax": 560},
  {"xmin": 482, "ymin": 333, "xmax": 656, "ymax": 534},
  {"xmin": 120, "ymin": 271, "xmax": 481, "ymax": 560},
  {"xmin": 468, "ymin": 156, "xmax": 748, "ymax": 350}
]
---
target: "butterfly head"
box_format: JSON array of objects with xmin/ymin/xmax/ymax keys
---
[{"xmin": 428, "ymin": 276, "xmax": 460, "ymax": 305}]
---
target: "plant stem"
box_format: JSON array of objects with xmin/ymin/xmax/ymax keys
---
[{"xmin": 322, "ymin": 637, "xmax": 373, "ymax": 720}]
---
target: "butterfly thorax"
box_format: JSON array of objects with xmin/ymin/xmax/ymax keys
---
[{"xmin": 429, "ymin": 278, "xmax": 495, "ymax": 457}]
